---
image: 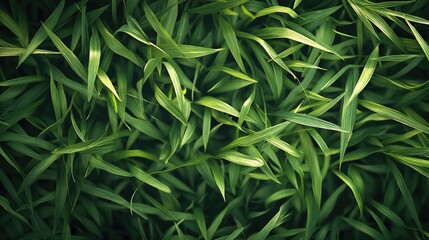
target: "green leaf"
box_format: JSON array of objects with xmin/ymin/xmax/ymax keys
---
[
  {"xmin": 129, "ymin": 164, "xmax": 172, "ymax": 193},
  {"xmin": 96, "ymin": 20, "xmax": 141, "ymax": 66},
  {"xmin": 0, "ymin": 195, "xmax": 31, "ymax": 227},
  {"xmin": 273, "ymin": 112, "xmax": 346, "ymax": 132},
  {"xmin": 154, "ymin": 85, "xmax": 188, "ymax": 125},
  {"xmin": 190, "ymin": 0, "xmax": 249, "ymax": 15},
  {"xmin": 217, "ymin": 150, "xmax": 264, "ymax": 167},
  {"xmin": 221, "ymin": 122, "xmax": 289, "ymax": 150},
  {"xmin": 87, "ymin": 27, "xmax": 101, "ymax": 101},
  {"xmin": 406, "ymin": 19, "xmax": 429, "ymax": 61},
  {"xmin": 254, "ymin": 27, "xmax": 342, "ymax": 58},
  {"xmin": 18, "ymin": 0, "xmax": 64, "ymax": 67},
  {"xmin": 218, "ymin": 16, "xmax": 245, "ymax": 72},
  {"xmin": 43, "ymin": 23, "xmax": 88, "ymax": 81},
  {"xmin": 254, "ymin": 6, "xmax": 299, "ymax": 18},
  {"xmin": 333, "ymin": 170, "xmax": 364, "ymax": 216},
  {"xmin": 359, "ymin": 100, "xmax": 429, "ymax": 134},
  {"xmin": 249, "ymin": 202, "xmax": 288, "ymax": 240},
  {"xmin": 19, "ymin": 154, "xmax": 61, "ymax": 192},
  {"xmin": 97, "ymin": 69, "xmax": 121, "ymax": 101},
  {"xmin": 348, "ymin": 46, "xmax": 378, "ymax": 104},
  {"xmin": 195, "ymin": 96, "xmax": 240, "ymax": 117}
]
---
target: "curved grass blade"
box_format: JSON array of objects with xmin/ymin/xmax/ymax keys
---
[
  {"xmin": 253, "ymin": 27, "xmax": 342, "ymax": 58},
  {"xmin": 18, "ymin": 0, "xmax": 64, "ymax": 66},
  {"xmin": 272, "ymin": 112, "xmax": 346, "ymax": 132},
  {"xmin": 217, "ymin": 150, "xmax": 264, "ymax": 167},
  {"xmin": 333, "ymin": 170, "xmax": 364, "ymax": 216},
  {"xmin": 19, "ymin": 154, "xmax": 61, "ymax": 192},
  {"xmin": 87, "ymin": 27, "xmax": 100, "ymax": 101},
  {"xmin": 348, "ymin": 46, "xmax": 378, "ymax": 105},
  {"xmin": 221, "ymin": 122, "xmax": 289, "ymax": 150},
  {"xmin": 359, "ymin": 100, "xmax": 429, "ymax": 134},
  {"xmin": 154, "ymin": 85, "xmax": 188, "ymax": 125},
  {"xmin": 129, "ymin": 164, "xmax": 171, "ymax": 193},
  {"xmin": 96, "ymin": 20, "xmax": 141, "ymax": 66},
  {"xmin": 254, "ymin": 6, "xmax": 298, "ymax": 18},
  {"xmin": 218, "ymin": 16, "xmax": 245, "ymax": 72},
  {"xmin": 190, "ymin": 0, "xmax": 249, "ymax": 15},
  {"xmin": 43, "ymin": 24, "xmax": 88, "ymax": 82},
  {"xmin": 195, "ymin": 96, "xmax": 240, "ymax": 117}
]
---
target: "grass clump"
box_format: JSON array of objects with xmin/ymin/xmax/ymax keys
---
[{"xmin": 1, "ymin": 0, "xmax": 429, "ymax": 239}]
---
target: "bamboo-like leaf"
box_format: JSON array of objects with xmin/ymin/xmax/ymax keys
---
[
  {"xmin": 359, "ymin": 100, "xmax": 429, "ymax": 134},
  {"xmin": 97, "ymin": 69, "xmax": 121, "ymax": 101},
  {"xmin": 154, "ymin": 85, "xmax": 188, "ymax": 125},
  {"xmin": 217, "ymin": 150, "xmax": 264, "ymax": 167},
  {"xmin": 211, "ymin": 66, "xmax": 257, "ymax": 83},
  {"xmin": 272, "ymin": 112, "xmax": 346, "ymax": 132},
  {"xmin": 221, "ymin": 122, "xmax": 289, "ymax": 150},
  {"xmin": 254, "ymin": 6, "xmax": 299, "ymax": 18},
  {"xmin": 218, "ymin": 16, "xmax": 245, "ymax": 72},
  {"xmin": 43, "ymin": 23, "xmax": 88, "ymax": 81},
  {"xmin": 406, "ymin": 19, "xmax": 429, "ymax": 61},
  {"xmin": 333, "ymin": 170, "xmax": 364, "ymax": 216},
  {"xmin": 190, "ymin": 0, "xmax": 249, "ymax": 15},
  {"xmin": 96, "ymin": 20, "xmax": 140, "ymax": 66},
  {"xmin": 19, "ymin": 154, "xmax": 61, "ymax": 192},
  {"xmin": 18, "ymin": 0, "xmax": 64, "ymax": 66},
  {"xmin": 254, "ymin": 27, "xmax": 342, "ymax": 58},
  {"xmin": 348, "ymin": 46, "xmax": 379, "ymax": 104},
  {"xmin": 129, "ymin": 164, "xmax": 171, "ymax": 193},
  {"xmin": 87, "ymin": 27, "xmax": 101, "ymax": 101},
  {"xmin": 195, "ymin": 96, "xmax": 240, "ymax": 117},
  {"xmin": 143, "ymin": 2, "xmax": 180, "ymax": 51}
]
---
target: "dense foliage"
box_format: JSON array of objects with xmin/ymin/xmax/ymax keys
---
[{"xmin": 1, "ymin": 0, "xmax": 429, "ymax": 239}]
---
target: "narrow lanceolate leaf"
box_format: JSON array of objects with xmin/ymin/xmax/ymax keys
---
[
  {"xmin": 342, "ymin": 217, "xmax": 384, "ymax": 240},
  {"xmin": 96, "ymin": 20, "xmax": 140, "ymax": 66},
  {"xmin": 221, "ymin": 122, "xmax": 289, "ymax": 150},
  {"xmin": 0, "ymin": 195, "xmax": 31, "ymax": 227},
  {"xmin": 254, "ymin": 6, "xmax": 299, "ymax": 18},
  {"xmin": 190, "ymin": 0, "xmax": 249, "ymax": 15},
  {"xmin": 154, "ymin": 85, "xmax": 188, "ymax": 125},
  {"xmin": 90, "ymin": 156, "xmax": 132, "ymax": 177},
  {"xmin": 253, "ymin": 27, "xmax": 342, "ymax": 58},
  {"xmin": 387, "ymin": 160, "xmax": 423, "ymax": 232},
  {"xmin": 18, "ymin": 0, "xmax": 64, "ymax": 67},
  {"xmin": 272, "ymin": 112, "xmax": 346, "ymax": 132},
  {"xmin": 129, "ymin": 164, "xmax": 171, "ymax": 193},
  {"xmin": 267, "ymin": 137, "xmax": 303, "ymax": 158},
  {"xmin": 218, "ymin": 16, "xmax": 245, "ymax": 72},
  {"xmin": 300, "ymin": 132, "xmax": 322, "ymax": 209},
  {"xmin": 387, "ymin": 153, "xmax": 429, "ymax": 170},
  {"xmin": 0, "ymin": 47, "xmax": 58, "ymax": 56},
  {"xmin": 88, "ymin": 27, "xmax": 101, "ymax": 101},
  {"xmin": 333, "ymin": 170, "xmax": 364, "ymax": 216},
  {"xmin": 348, "ymin": 46, "xmax": 379, "ymax": 104},
  {"xmin": 43, "ymin": 24, "xmax": 88, "ymax": 81},
  {"xmin": 159, "ymin": 44, "xmax": 222, "ymax": 58},
  {"xmin": 211, "ymin": 66, "xmax": 257, "ymax": 83},
  {"xmin": 406, "ymin": 19, "xmax": 429, "ymax": 61},
  {"xmin": 163, "ymin": 62, "xmax": 185, "ymax": 110},
  {"xmin": 217, "ymin": 150, "xmax": 264, "ymax": 167},
  {"xmin": 359, "ymin": 100, "xmax": 429, "ymax": 134},
  {"xmin": 249, "ymin": 203, "xmax": 288, "ymax": 240},
  {"xmin": 208, "ymin": 161, "xmax": 225, "ymax": 201},
  {"xmin": 340, "ymin": 70, "xmax": 358, "ymax": 168},
  {"xmin": 19, "ymin": 154, "xmax": 61, "ymax": 192},
  {"xmin": 195, "ymin": 96, "xmax": 240, "ymax": 117},
  {"xmin": 143, "ymin": 2, "xmax": 180, "ymax": 51},
  {"xmin": 203, "ymin": 109, "xmax": 211, "ymax": 151},
  {"xmin": 97, "ymin": 69, "xmax": 121, "ymax": 101}
]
